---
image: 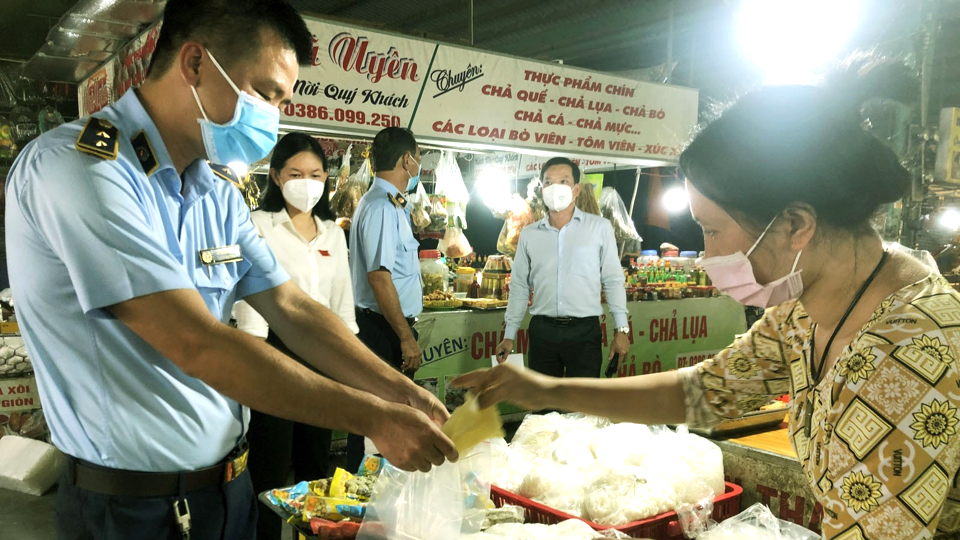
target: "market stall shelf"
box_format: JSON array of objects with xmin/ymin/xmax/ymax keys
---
[{"xmin": 490, "ymin": 482, "xmax": 743, "ymax": 539}]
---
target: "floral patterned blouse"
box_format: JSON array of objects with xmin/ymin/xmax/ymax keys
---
[{"xmin": 680, "ymin": 274, "xmax": 960, "ymax": 539}]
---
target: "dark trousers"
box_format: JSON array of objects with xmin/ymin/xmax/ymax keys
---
[
  {"xmin": 528, "ymin": 315, "xmax": 603, "ymax": 378},
  {"xmin": 56, "ymin": 464, "xmax": 257, "ymax": 540},
  {"xmin": 248, "ymin": 331, "xmax": 332, "ymax": 540},
  {"xmin": 346, "ymin": 308, "xmax": 417, "ymax": 473}
]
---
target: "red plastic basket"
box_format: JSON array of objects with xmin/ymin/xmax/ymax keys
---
[{"xmin": 490, "ymin": 481, "xmax": 743, "ymax": 539}]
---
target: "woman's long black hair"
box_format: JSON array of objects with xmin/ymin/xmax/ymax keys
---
[{"xmin": 259, "ymin": 132, "xmax": 335, "ymax": 221}]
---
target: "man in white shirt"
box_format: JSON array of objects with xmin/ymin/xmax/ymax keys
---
[{"xmin": 497, "ymin": 157, "xmax": 631, "ymax": 378}]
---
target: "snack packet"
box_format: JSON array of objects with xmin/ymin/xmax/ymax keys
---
[
  {"xmin": 304, "ymin": 495, "xmax": 366, "ymax": 521},
  {"xmin": 358, "ymin": 455, "xmax": 385, "ymax": 477}
]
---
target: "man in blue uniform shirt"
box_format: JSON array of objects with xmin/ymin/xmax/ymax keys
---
[
  {"xmin": 347, "ymin": 127, "xmax": 425, "ymax": 471},
  {"xmin": 5, "ymin": 2, "xmax": 455, "ymax": 538},
  {"xmin": 496, "ymin": 157, "xmax": 631, "ymax": 378}
]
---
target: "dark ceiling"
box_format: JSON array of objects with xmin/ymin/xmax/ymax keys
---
[
  {"xmin": 0, "ymin": 0, "xmax": 944, "ymax": 103},
  {"xmin": 0, "ymin": 0, "xmax": 76, "ymax": 62}
]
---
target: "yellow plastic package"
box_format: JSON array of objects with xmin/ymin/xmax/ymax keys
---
[
  {"xmin": 303, "ymin": 494, "xmax": 365, "ymax": 522},
  {"xmin": 442, "ymin": 393, "xmax": 505, "ymax": 454}
]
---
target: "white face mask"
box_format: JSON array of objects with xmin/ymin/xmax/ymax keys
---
[
  {"xmin": 282, "ymin": 178, "xmax": 326, "ymax": 213},
  {"xmin": 542, "ymin": 184, "xmax": 574, "ymax": 212}
]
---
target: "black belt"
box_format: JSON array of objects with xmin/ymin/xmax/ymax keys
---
[
  {"xmin": 358, "ymin": 307, "xmax": 417, "ymax": 327},
  {"xmin": 67, "ymin": 440, "xmax": 250, "ymax": 498},
  {"xmin": 532, "ymin": 315, "xmax": 599, "ymax": 327}
]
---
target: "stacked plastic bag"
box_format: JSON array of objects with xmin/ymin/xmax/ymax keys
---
[
  {"xmin": 492, "ymin": 413, "xmax": 724, "ymax": 526},
  {"xmin": 694, "ymin": 504, "xmax": 819, "ymax": 540},
  {"xmin": 462, "ymin": 519, "xmax": 621, "ymax": 540}
]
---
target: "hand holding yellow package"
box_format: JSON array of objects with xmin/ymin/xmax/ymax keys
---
[{"xmin": 442, "ymin": 393, "xmax": 505, "ymax": 454}]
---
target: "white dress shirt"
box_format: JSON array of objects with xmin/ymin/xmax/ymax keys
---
[
  {"xmin": 235, "ymin": 209, "xmax": 360, "ymax": 337},
  {"xmin": 504, "ymin": 208, "xmax": 628, "ymax": 340}
]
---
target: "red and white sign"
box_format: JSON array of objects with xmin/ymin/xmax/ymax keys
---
[
  {"xmin": 411, "ymin": 45, "xmax": 698, "ymax": 165},
  {"xmin": 281, "ymin": 17, "xmax": 438, "ymax": 135},
  {"xmin": 78, "ymin": 64, "xmax": 113, "ymax": 117},
  {"xmin": 81, "ymin": 16, "xmax": 697, "ymax": 166}
]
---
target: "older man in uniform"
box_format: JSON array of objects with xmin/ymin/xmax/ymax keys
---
[
  {"xmin": 4, "ymin": 2, "xmax": 455, "ymax": 539},
  {"xmin": 347, "ymin": 127, "xmax": 425, "ymax": 472}
]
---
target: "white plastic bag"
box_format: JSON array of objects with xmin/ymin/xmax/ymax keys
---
[
  {"xmin": 439, "ymin": 227, "xmax": 474, "ymax": 259},
  {"xmin": 435, "ymin": 150, "xmax": 469, "ymax": 229},
  {"xmin": 357, "ymin": 443, "xmax": 492, "ymax": 540},
  {"xmin": 599, "ymin": 187, "xmax": 642, "ymax": 244},
  {"xmin": 696, "ymin": 503, "xmax": 819, "ymax": 540}
]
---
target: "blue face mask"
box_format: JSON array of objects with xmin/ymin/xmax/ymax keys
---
[
  {"xmin": 405, "ymin": 154, "xmax": 421, "ymax": 192},
  {"xmin": 191, "ymin": 50, "xmax": 279, "ymax": 165}
]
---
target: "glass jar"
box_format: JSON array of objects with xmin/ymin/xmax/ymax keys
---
[
  {"xmin": 419, "ymin": 250, "xmax": 448, "ymax": 295},
  {"xmin": 455, "ymin": 267, "xmax": 476, "ymax": 294},
  {"xmin": 480, "ymin": 255, "xmax": 512, "ymax": 299}
]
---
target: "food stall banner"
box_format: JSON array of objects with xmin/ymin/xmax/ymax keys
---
[
  {"xmin": 413, "ymin": 297, "xmax": 747, "ymax": 414},
  {"xmin": 281, "ymin": 17, "xmax": 438, "ymax": 135},
  {"xmin": 78, "ymin": 63, "xmax": 114, "ymax": 117},
  {"xmin": 411, "ymin": 44, "xmax": 698, "ymax": 165},
  {"xmin": 77, "ymin": 22, "xmax": 160, "ymax": 117},
  {"xmin": 283, "ymin": 16, "xmax": 697, "ymax": 165},
  {"xmin": 78, "ymin": 15, "xmax": 697, "ymax": 166}
]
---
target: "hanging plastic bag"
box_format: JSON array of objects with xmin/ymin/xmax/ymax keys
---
[
  {"xmin": 356, "ymin": 443, "xmax": 492, "ymax": 540},
  {"xmin": 331, "ymin": 153, "xmax": 372, "ymax": 228},
  {"xmin": 435, "ymin": 151, "xmax": 469, "ymax": 229},
  {"xmin": 496, "ymin": 195, "xmax": 536, "ymax": 257},
  {"xmin": 409, "ymin": 181, "xmax": 432, "ymax": 234},
  {"xmin": 439, "ymin": 227, "xmax": 474, "ymax": 259},
  {"xmin": 599, "ymin": 187, "xmax": 642, "ymax": 244},
  {"xmin": 427, "ymin": 194, "xmax": 449, "ymax": 233},
  {"xmin": 576, "ymin": 183, "xmax": 601, "ymax": 216}
]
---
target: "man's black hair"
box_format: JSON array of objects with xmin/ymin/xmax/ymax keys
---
[
  {"xmin": 540, "ymin": 157, "xmax": 581, "ymax": 183},
  {"xmin": 370, "ymin": 128, "xmax": 418, "ymax": 173},
  {"xmin": 148, "ymin": 0, "xmax": 313, "ymax": 78}
]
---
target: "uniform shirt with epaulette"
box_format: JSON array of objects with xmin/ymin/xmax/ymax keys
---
[
  {"xmin": 4, "ymin": 90, "xmax": 290, "ymax": 472},
  {"xmin": 349, "ymin": 177, "xmax": 422, "ymax": 318}
]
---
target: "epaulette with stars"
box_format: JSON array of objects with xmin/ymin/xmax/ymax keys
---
[{"xmin": 75, "ymin": 117, "xmax": 119, "ymax": 160}]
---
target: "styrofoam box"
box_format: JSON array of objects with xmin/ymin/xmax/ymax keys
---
[{"xmin": 0, "ymin": 435, "xmax": 64, "ymax": 496}]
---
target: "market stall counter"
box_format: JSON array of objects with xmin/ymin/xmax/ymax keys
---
[
  {"xmin": 713, "ymin": 421, "xmax": 822, "ymax": 535},
  {"xmin": 412, "ymin": 296, "xmax": 748, "ymax": 414}
]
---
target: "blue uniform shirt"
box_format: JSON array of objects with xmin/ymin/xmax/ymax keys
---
[
  {"xmin": 350, "ymin": 178, "xmax": 422, "ymax": 318},
  {"xmin": 504, "ymin": 208, "xmax": 629, "ymax": 340},
  {"xmin": 4, "ymin": 91, "xmax": 289, "ymax": 471}
]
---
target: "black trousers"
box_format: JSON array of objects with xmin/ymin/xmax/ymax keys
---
[
  {"xmin": 346, "ymin": 309, "xmax": 416, "ymax": 473},
  {"xmin": 56, "ymin": 465, "xmax": 257, "ymax": 540},
  {"xmin": 247, "ymin": 330, "xmax": 332, "ymax": 540},
  {"xmin": 528, "ymin": 315, "xmax": 603, "ymax": 378}
]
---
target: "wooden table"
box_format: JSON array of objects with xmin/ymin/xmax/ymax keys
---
[{"xmin": 725, "ymin": 417, "xmax": 796, "ymax": 458}]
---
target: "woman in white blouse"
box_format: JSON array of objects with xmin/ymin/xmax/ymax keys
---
[{"xmin": 235, "ymin": 132, "xmax": 358, "ymax": 540}]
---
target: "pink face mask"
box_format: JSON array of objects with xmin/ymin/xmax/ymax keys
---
[{"xmin": 699, "ymin": 217, "xmax": 803, "ymax": 308}]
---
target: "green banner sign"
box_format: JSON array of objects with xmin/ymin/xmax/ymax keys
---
[{"xmin": 412, "ymin": 297, "xmax": 748, "ymax": 412}]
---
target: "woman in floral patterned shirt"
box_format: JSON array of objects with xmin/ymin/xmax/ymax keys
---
[{"xmin": 454, "ymin": 60, "xmax": 960, "ymax": 539}]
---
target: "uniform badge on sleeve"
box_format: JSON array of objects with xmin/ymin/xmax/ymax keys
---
[{"xmin": 75, "ymin": 117, "xmax": 119, "ymax": 160}]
